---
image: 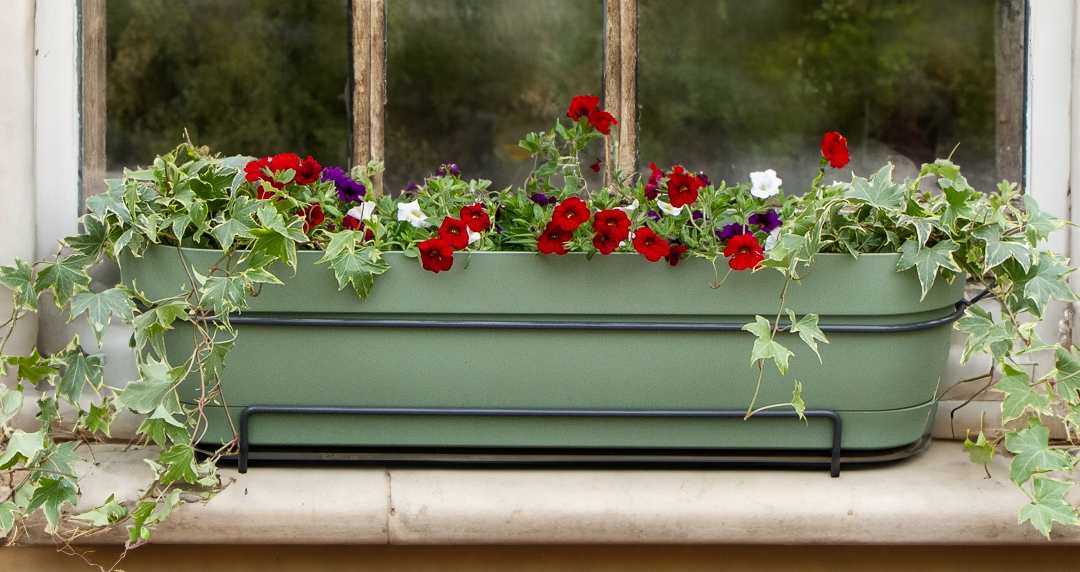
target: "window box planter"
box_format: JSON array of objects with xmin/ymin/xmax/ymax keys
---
[{"xmin": 121, "ymin": 245, "xmax": 965, "ymax": 473}]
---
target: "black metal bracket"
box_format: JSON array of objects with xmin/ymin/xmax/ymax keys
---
[{"xmin": 238, "ymin": 406, "xmax": 843, "ymax": 477}]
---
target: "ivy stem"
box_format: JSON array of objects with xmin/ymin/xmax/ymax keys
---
[{"xmin": 745, "ymin": 274, "xmax": 794, "ymax": 418}]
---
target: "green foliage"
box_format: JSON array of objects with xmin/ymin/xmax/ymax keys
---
[
  {"xmin": 72, "ymin": 494, "xmax": 129, "ymax": 527},
  {"xmin": 1019, "ymin": 478, "xmax": 1080, "ymax": 539},
  {"xmin": 743, "ymin": 316, "xmax": 793, "ymax": 375},
  {"xmin": 963, "ymin": 430, "xmax": 995, "ymax": 464},
  {"xmin": 1004, "ymin": 423, "xmax": 1074, "ymax": 486}
]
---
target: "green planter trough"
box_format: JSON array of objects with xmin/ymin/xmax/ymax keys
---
[{"xmin": 121, "ymin": 246, "xmax": 967, "ymax": 475}]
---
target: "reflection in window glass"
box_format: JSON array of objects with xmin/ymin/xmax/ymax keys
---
[
  {"xmin": 639, "ymin": 0, "xmax": 1007, "ymax": 193},
  {"xmin": 385, "ymin": 0, "xmax": 604, "ymax": 193},
  {"xmin": 106, "ymin": 0, "xmax": 349, "ymax": 172}
]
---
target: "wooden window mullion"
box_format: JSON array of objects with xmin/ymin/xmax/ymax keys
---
[
  {"xmin": 604, "ymin": 0, "xmax": 638, "ymax": 177},
  {"xmin": 351, "ymin": 0, "xmax": 386, "ymax": 196}
]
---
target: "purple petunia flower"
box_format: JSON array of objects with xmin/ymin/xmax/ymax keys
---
[
  {"xmin": 692, "ymin": 210, "xmax": 704, "ymax": 221},
  {"xmin": 716, "ymin": 223, "xmax": 745, "ymax": 241},
  {"xmin": 436, "ymin": 163, "xmax": 461, "ymax": 177},
  {"xmin": 449, "ymin": 164, "xmax": 461, "ymax": 176},
  {"xmin": 321, "ymin": 167, "xmax": 366, "ymax": 203},
  {"xmin": 646, "ymin": 210, "xmax": 661, "ymax": 221},
  {"xmin": 321, "ymin": 167, "xmax": 347, "ymax": 185},
  {"xmin": 530, "ymin": 193, "xmax": 558, "ymax": 206},
  {"xmin": 748, "ymin": 210, "xmax": 782, "ymax": 233},
  {"xmin": 404, "ymin": 180, "xmax": 419, "ymax": 193},
  {"xmin": 697, "ymin": 171, "xmax": 711, "ymax": 186}
]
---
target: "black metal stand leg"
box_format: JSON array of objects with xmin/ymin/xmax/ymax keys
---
[{"xmin": 237, "ymin": 406, "xmax": 844, "ymax": 477}]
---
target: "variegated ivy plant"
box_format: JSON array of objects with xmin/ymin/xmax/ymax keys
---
[{"xmin": 1, "ymin": 98, "xmax": 1078, "ymax": 564}]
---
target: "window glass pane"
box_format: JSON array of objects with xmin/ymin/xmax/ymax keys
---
[
  {"xmin": 638, "ymin": 0, "xmax": 1014, "ymax": 194},
  {"xmin": 106, "ymin": 0, "xmax": 349, "ymax": 172},
  {"xmin": 385, "ymin": 0, "xmax": 604, "ymax": 193}
]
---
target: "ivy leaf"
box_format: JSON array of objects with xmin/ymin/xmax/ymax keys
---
[
  {"xmin": 34, "ymin": 254, "xmax": 93, "ymax": 308},
  {"xmin": 896, "ymin": 239, "xmax": 960, "ymax": 300},
  {"xmin": 322, "ymin": 242, "xmax": 390, "ymax": 299},
  {"xmin": 4, "ymin": 349, "xmax": 59, "ymax": 383},
  {"xmin": 82, "ymin": 400, "xmax": 118, "ymax": 436},
  {"xmin": 25, "ymin": 476, "xmax": 79, "ymax": 531},
  {"xmin": 65, "ymin": 216, "xmax": 108, "ymax": 259},
  {"xmin": 138, "ymin": 405, "xmax": 189, "ymax": 447},
  {"xmin": 210, "ymin": 217, "xmax": 255, "ymax": 250},
  {"xmin": 72, "ymin": 494, "xmax": 129, "ymax": 528},
  {"xmin": 963, "ymin": 430, "xmax": 995, "ymax": 464},
  {"xmin": 742, "ymin": 316, "xmax": 793, "ymax": 375},
  {"xmin": 37, "ymin": 442, "xmax": 81, "ymax": 480},
  {"xmin": 197, "ymin": 272, "xmax": 248, "ymax": 314},
  {"xmin": 127, "ymin": 489, "xmax": 182, "ymax": 545},
  {"xmin": 1019, "ymin": 257, "xmax": 1075, "ymax": 317},
  {"xmin": 1022, "ymin": 195, "xmax": 1060, "ymax": 243},
  {"xmin": 785, "ymin": 310, "xmax": 828, "ymax": 363},
  {"xmin": 1050, "ymin": 346, "xmax": 1080, "ymax": 405},
  {"xmin": 0, "ymin": 385, "xmax": 23, "ymax": 426},
  {"xmin": 85, "ymin": 180, "xmax": 131, "ymax": 224},
  {"xmin": 69, "ymin": 288, "xmax": 136, "ymax": 346},
  {"xmin": 0, "ymin": 501, "xmax": 16, "ymax": 536},
  {"xmin": 0, "ymin": 429, "xmax": 45, "ymax": 470},
  {"xmin": 0, "ymin": 257, "xmax": 38, "ymax": 311},
  {"xmin": 248, "ymin": 227, "xmax": 296, "ymax": 270},
  {"xmin": 159, "ymin": 444, "xmax": 198, "ymax": 485},
  {"xmin": 55, "ymin": 345, "xmax": 104, "ymax": 404},
  {"xmin": 1018, "ymin": 478, "xmax": 1080, "ymax": 539},
  {"xmin": 972, "ymin": 225, "xmax": 1031, "ymax": 272},
  {"xmin": 938, "ymin": 182, "xmax": 979, "ymax": 231},
  {"xmin": 113, "ymin": 357, "xmax": 183, "ymax": 414},
  {"xmin": 846, "ymin": 164, "xmax": 902, "ymax": 209},
  {"xmin": 200, "ymin": 338, "xmax": 235, "ymax": 384},
  {"xmin": 956, "ymin": 305, "xmax": 1014, "ymax": 364},
  {"xmin": 789, "ymin": 381, "xmax": 806, "ymax": 421},
  {"xmin": 896, "ymin": 215, "xmax": 937, "ymax": 248},
  {"xmin": 1004, "ymin": 424, "xmax": 1073, "ymax": 485},
  {"xmin": 995, "ymin": 365, "xmax": 1049, "ymax": 423}
]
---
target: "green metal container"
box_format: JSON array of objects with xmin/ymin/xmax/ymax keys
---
[{"xmin": 120, "ymin": 245, "xmax": 965, "ymax": 460}]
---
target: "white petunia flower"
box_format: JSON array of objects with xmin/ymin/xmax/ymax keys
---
[
  {"xmin": 347, "ymin": 201, "xmax": 377, "ymax": 222},
  {"xmin": 764, "ymin": 228, "xmax": 781, "ymax": 251},
  {"xmin": 749, "ymin": 169, "xmax": 782, "ymax": 199},
  {"xmin": 656, "ymin": 199, "xmax": 684, "ymax": 216},
  {"xmin": 615, "ymin": 199, "xmax": 639, "ymax": 215},
  {"xmin": 468, "ymin": 230, "xmax": 482, "ymax": 245},
  {"xmin": 396, "ymin": 200, "xmax": 430, "ymax": 228}
]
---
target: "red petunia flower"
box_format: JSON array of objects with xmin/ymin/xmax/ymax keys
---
[
  {"xmin": 537, "ymin": 222, "xmax": 573, "ymax": 255},
  {"xmin": 592, "ymin": 232, "xmax": 622, "ymax": 255},
  {"xmin": 244, "ymin": 157, "xmax": 271, "ymax": 182},
  {"xmin": 299, "ymin": 204, "xmax": 324, "ymax": 233},
  {"xmin": 438, "ymin": 217, "xmax": 471, "ymax": 250},
  {"xmin": 644, "ymin": 162, "xmax": 664, "ymax": 200},
  {"xmin": 418, "ymin": 238, "xmax": 454, "ymax": 273},
  {"xmin": 342, "ymin": 214, "xmax": 361, "ymax": 230},
  {"xmin": 724, "ymin": 233, "xmax": 765, "ymax": 271},
  {"xmin": 592, "ymin": 209, "xmax": 631, "ymax": 243},
  {"xmin": 590, "ymin": 158, "xmax": 602, "ymax": 173},
  {"xmin": 567, "ymin": 95, "xmax": 599, "ymax": 121},
  {"xmin": 587, "ymin": 108, "xmax": 618, "ymax": 136},
  {"xmin": 821, "ymin": 132, "xmax": 850, "ymax": 169},
  {"xmin": 666, "ymin": 165, "xmax": 701, "ymax": 208},
  {"xmin": 551, "ymin": 196, "xmax": 591, "ymax": 231},
  {"xmin": 632, "ymin": 227, "xmax": 670, "ymax": 262},
  {"xmin": 459, "ymin": 203, "xmax": 491, "ymax": 232},
  {"xmin": 294, "ymin": 156, "xmax": 322, "ymax": 185},
  {"xmin": 665, "ymin": 244, "xmax": 688, "ymax": 266}
]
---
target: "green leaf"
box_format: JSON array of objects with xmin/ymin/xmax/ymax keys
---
[
  {"xmin": 996, "ymin": 365, "xmax": 1049, "ymax": 423},
  {"xmin": 938, "ymin": 182, "xmax": 979, "ymax": 231},
  {"xmin": 963, "ymin": 430, "xmax": 995, "ymax": 464},
  {"xmin": 1020, "ymin": 257, "xmax": 1075, "ymax": 316},
  {"xmin": 127, "ymin": 489, "xmax": 182, "ymax": 544},
  {"xmin": 83, "ymin": 401, "xmax": 118, "ymax": 436},
  {"xmin": 1052, "ymin": 346, "xmax": 1080, "ymax": 405},
  {"xmin": 1022, "ymin": 195, "xmax": 1060, "ymax": 242},
  {"xmin": 845, "ymin": 164, "xmax": 902, "ymax": 209},
  {"xmin": 69, "ymin": 288, "xmax": 136, "ymax": 346},
  {"xmin": 896, "ymin": 239, "xmax": 960, "ymax": 300},
  {"xmin": 1018, "ymin": 477, "xmax": 1080, "ymax": 539},
  {"xmin": 319, "ymin": 239, "xmax": 390, "ymax": 299},
  {"xmin": 896, "ymin": 215, "xmax": 937, "ymax": 248},
  {"xmin": 248, "ymin": 227, "xmax": 296, "ymax": 270},
  {"xmin": 85, "ymin": 180, "xmax": 131, "ymax": 224},
  {"xmin": 0, "ymin": 501, "xmax": 16, "ymax": 536},
  {"xmin": 72, "ymin": 494, "xmax": 128, "ymax": 528},
  {"xmin": 210, "ymin": 217, "xmax": 255, "ymax": 250},
  {"xmin": 5, "ymin": 349, "xmax": 58, "ymax": 383},
  {"xmin": 1004, "ymin": 424, "xmax": 1073, "ymax": 485},
  {"xmin": 38, "ymin": 442, "xmax": 81, "ymax": 480},
  {"xmin": 0, "ymin": 257, "xmax": 38, "ymax": 311},
  {"xmin": 34, "ymin": 254, "xmax": 93, "ymax": 307},
  {"xmin": 159, "ymin": 444, "xmax": 198, "ymax": 485},
  {"xmin": 139, "ymin": 405, "xmax": 189, "ymax": 447},
  {"xmin": 956, "ymin": 305, "xmax": 1014, "ymax": 363},
  {"xmin": 789, "ymin": 381, "xmax": 806, "ymax": 421},
  {"xmin": 55, "ymin": 345, "xmax": 104, "ymax": 405},
  {"xmin": 0, "ymin": 429, "xmax": 45, "ymax": 470},
  {"xmin": 742, "ymin": 316, "xmax": 793, "ymax": 375},
  {"xmin": 114, "ymin": 357, "xmax": 183, "ymax": 414},
  {"xmin": 972, "ymin": 225, "xmax": 1031, "ymax": 272},
  {"xmin": 197, "ymin": 273, "xmax": 248, "ymax": 314},
  {"xmin": 0, "ymin": 384, "xmax": 23, "ymax": 426},
  {"xmin": 25, "ymin": 476, "xmax": 79, "ymax": 531},
  {"xmin": 65, "ymin": 215, "xmax": 108, "ymax": 259},
  {"xmin": 200, "ymin": 338, "xmax": 234, "ymax": 384},
  {"xmin": 785, "ymin": 310, "xmax": 828, "ymax": 363}
]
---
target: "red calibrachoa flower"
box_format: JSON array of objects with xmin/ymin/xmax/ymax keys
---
[
  {"xmin": 341, "ymin": 214, "xmax": 361, "ymax": 230},
  {"xmin": 592, "ymin": 209, "xmax": 631, "ymax": 242},
  {"xmin": 537, "ymin": 223, "xmax": 573, "ymax": 255},
  {"xmin": 590, "ymin": 158, "xmax": 602, "ymax": 173},
  {"xmin": 551, "ymin": 196, "xmax": 591, "ymax": 231},
  {"xmin": 459, "ymin": 204, "xmax": 491, "ymax": 232},
  {"xmin": 821, "ymin": 132, "xmax": 850, "ymax": 169},
  {"xmin": 587, "ymin": 108, "xmax": 618, "ymax": 136},
  {"xmin": 725, "ymin": 233, "xmax": 765, "ymax": 271},
  {"xmin": 632, "ymin": 227, "xmax": 670, "ymax": 262},
  {"xmin": 666, "ymin": 243, "xmax": 688, "ymax": 266},
  {"xmin": 299, "ymin": 204, "xmax": 324, "ymax": 233},
  {"xmin": 592, "ymin": 232, "xmax": 622, "ymax": 255},
  {"xmin": 294, "ymin": 156, "xmax": 322, "ymax": 185},
  {"xmin": 567, "ymin": 95, "xmax": 599, "ymax": 121},
  {"xmin": 644, "ymin": 162, "xmax": 664, "ymax": 200},
  {"xmin": 666, "ymin": 165, "xmax": 701, "ymax": 208},
  {"xmin": 418, "ymin": 238, "xmax": 454, "ymax": 273},
  {"xmin": 438, "ymin": 217, "xmax": 471, "ymax": 250}
]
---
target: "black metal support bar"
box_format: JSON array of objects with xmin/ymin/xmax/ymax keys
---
[{"xmin": 238, "ymin": 406, "xmax": 843, "ymax": 477}]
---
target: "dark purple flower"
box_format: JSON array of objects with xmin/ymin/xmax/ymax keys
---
[
  {"xmin": 495, "ymin": 204, "xmax": 506, "ymax": 221},
  {"xmin": 692, "ymin": 210, "xmax": 704, "ymax": 221},
  {"xmin": 697, "ymin": 171, "xmax": 711, "ymax": 186},
  {"xmin": 321, "ymin": 167, "xmax": 347, "ymax": 185},
  {"xmin": 530, "ymin": 193, "xmax": 558, "ymax": 206},
  {"xmin": 449, "ymin": 164, "xmax": 461, "ymax": 176},
  {"xmin": 404, "ymin": 180, "xmax": 419, "ymax": 193},
  {"xmin": 716, "ymin": 223, "xmax": 746, "ymax": 241},
  {"xmin": 436, "ymin": 163, "xmax": 461, "ymax": 177},
  {"xmin": 646, "ymin": 210, "xmax": 661, "ymax": 221},
  {"xmin": 321, "ymin": 167, "xmax": 366, "ymax": 203},
  {"xmin": 748, "ymin": 210, "xmax": 782, "ymax": 233}
]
